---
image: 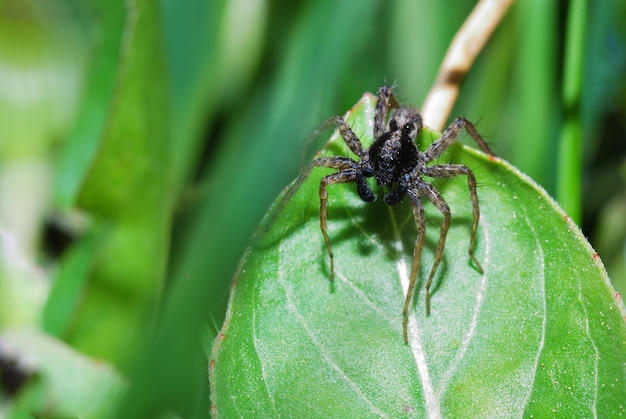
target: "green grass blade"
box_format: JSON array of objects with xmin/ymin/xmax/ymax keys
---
[{"xmin": 557, "ymin": 0, "xmax": 587, "ymax": 224}]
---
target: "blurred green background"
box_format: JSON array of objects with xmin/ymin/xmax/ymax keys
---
[{"xmin": 0, "ymin": 0, "xmax": 625, "ymax": 416}]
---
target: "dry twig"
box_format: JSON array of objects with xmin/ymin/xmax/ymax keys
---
[{"xmin": 421, "ymin": 0, "xmax": 515, "ymax": 131}]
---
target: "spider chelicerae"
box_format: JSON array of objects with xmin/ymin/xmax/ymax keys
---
[{"xmin": 282, "ymin": 85, "xmax": 495, "ymax": 343}]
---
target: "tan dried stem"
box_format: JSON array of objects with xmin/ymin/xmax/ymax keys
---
[{"xmin": 421, "ymin": 0, "xmax": 515, "ymax": 132}]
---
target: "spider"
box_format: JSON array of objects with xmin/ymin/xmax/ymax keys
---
[{"xmin": 282, "ymin": 85, "xmax": 495, "ymax": 343}]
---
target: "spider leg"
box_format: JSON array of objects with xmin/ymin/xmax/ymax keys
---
[
  {"xmin": 319, "ymin": 169, "xmax": 359, "ymax": 283},
  {"xmin": 265, "ymin": 157, "xmax": 357, "ymax": 231},
  {"xmin": 424, "ymin": 164, "xmax": 484, "ymax": 274},
  {"xmin": 334, "ymin": 116, "xmax": 367, "ymax": 158},
  {"xmin": 383, "ymin": 185, "xmax": 407, "ymax": 206},
  {"xmin": 403, "ymin": 189, "xmax": 425, "ymax": 343},
  {"xmin": 374, "ymin": 85, "xmax": 401, "ymax": 139},
  {"xmin": 312, "ymin": 115, "xmax": 369, "ymax": 160},
  {"xmin": 425, "ymin": 117, "xmax": 495, "ymax": 161},
  {"xmin": 418, "ymin": 182, "xmax": 451, "ymax": 315}
]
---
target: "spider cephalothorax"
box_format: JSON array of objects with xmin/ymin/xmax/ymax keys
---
[
  {"xmin": 283, "ymin": 85, "xmax": 495, "ymax": 343},
  {"xmin": 370, "ymin": 108, "xmax": 420, "ymax": 184}
]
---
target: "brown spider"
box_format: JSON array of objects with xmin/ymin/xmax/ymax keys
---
[{"xmin": 283, "ymin": 85, "xmax": 494, "ymax": 343}]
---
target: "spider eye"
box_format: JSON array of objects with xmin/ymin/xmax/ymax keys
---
[
  {"xmin": 389, "ymin": 119, "xmax": 398, "ymax": 131},
  {"xmin": 402, "ymin": 123, "xmax": 413, "ymax": 136}
]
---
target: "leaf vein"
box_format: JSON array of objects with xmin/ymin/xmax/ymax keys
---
[
  {"xmin": 251, "ymin": 290, "xmax": 279, "ymax": 414},
  {"xmin": 337, "ymin": 270, "xmax": 397, "ymax": 327},
  {"xmin": 389, "ymin": 204, "xmax": 442, "ymax": 419},
  {"xmin": 578, "ymin": 265, "xmax": 600, "ymax": 417},
  {"xmin": 521, "ymin": 208, "xmax": 547, "ymax": 412},
  {"xmin": 277, "ymin": 245, "xmax": 388, "ymax": 417},
  {"xmin": 437, "ymin": 216, "xmax": 491, "ymax": 396}
]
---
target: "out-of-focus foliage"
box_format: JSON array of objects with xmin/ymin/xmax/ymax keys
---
[{"xmin": 0, "ymin": 0, "xmax": 624, "ymax": 417}]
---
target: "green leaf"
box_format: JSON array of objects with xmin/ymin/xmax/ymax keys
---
[{"xmin": 210, "ymin": 93, "xmax": 626, "ymax": 417}]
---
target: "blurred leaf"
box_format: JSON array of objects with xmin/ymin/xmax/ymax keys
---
[
  {"xmin": 54, "ymin": 0, "xmax": 126, "ymax": 207},
  {"xmin": 505, "ymin": 0, "xmax": 558, "ymax": 193},
  {"xmin": 211, "ymin": 93, "xmax": 626, "ymax": 417},
  {"xmin": 160, "ymin": 0, "xmax": 223, "ymax": 184},
  {"xmin": 57, "ymin": 1, "xmax": 172, "ymax": 371},
  {"xmin": 594, "ymin": 182, "xmax": 626, "ymax": 298},
  {"xmin": 0, "ymin": 0, "xmax": 88, "ymax": 256},
  {"xmin": 0, "ymin": 0, "xmax": 85, "ymax": 159},
  {"xmin": 0, "ymin": 329, "xmax": 123, "ymax": 418},
  {"xmin": 0, "ymin": 228, "xmax": 48, "ymax": 329},
  {"xmin": 42, "ymin": 224, "xmax": 98, "ymax": 337},
  {"xmin": 556, "ymin": 0, "xmax": 587, "ymax": 224}
]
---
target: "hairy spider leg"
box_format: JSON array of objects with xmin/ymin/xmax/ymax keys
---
[
  {"xmin": 319, "ymin": 169, "xmax": 359, "ymax": 283},
  {"xmin": 281, "ymin": 156, "xmax": 364, "ymax": 282},
  {"xmin": 265, "ymin": 116, "xmax": 370, "ymax": 232},
  {"xmin": 425, "ymin": 117, "xmax": 495, "ymax": 161},
  {"xmin": 374, "ymin": 85, "xmax": 401, "ymax": 139},
  {"xmin": 332, "ymin": 116, "xmax": 367, "ymax": 158},
  {"xmin": 418, "ymin": 182, "xmax": 451, "ymax": 316},
  {"xmin": 424, "ymin": 164, "xmax": 484, "ymax": 274},
  {"xmin": 309, "ymin": 115, "xmax": 368, "ymax": 157},
  {"xmin": 404, "ymin": 188, "xmax": 426, "ymax": 343}
]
